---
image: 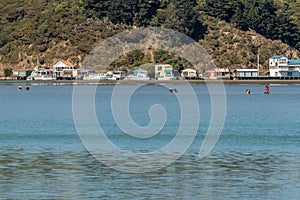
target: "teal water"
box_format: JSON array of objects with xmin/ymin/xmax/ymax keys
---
[{"xmin": 0, "ymin": 84, "xmax": 300, "ymax": 199}]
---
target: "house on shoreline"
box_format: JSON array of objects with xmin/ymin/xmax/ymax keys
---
[
  {"xmin": 181, "ymin": 68, "xmax": 197, "ymax": 79},
  {"xmin": 10, "ymin": 56, "xmax": 300, "ymax": 81},
  {"xmin": 12, "ymin": 69, "xmax": 33, "ymax": 80},
  {"xmin": 26, "ymin": 66, "xmax": 55, "ymax": 80},
  {"xmin": 155, "ymin": 64, "xmax": 176, "ymax": 80},
  {"xmin": 269, "ymin": 56, "xmax": 300, "ymax": 77},
  {"xmin": 207, "ymin": 68, "xmax": 230, "ymax": 79},
  {"xmin": 53, "ymin": 60, "xmax": 75, "ymax": 80},
  {"xmin": 234, "ymin": 69, "xmax": 258, "ymax": 78}
]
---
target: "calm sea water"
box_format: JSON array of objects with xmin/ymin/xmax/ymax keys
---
[{"xmin": 0, "ymin": 83, "xmax": 300, "ymax": 199}]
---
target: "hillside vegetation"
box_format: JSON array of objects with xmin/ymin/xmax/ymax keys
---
[{"xmin": 0, "ymin": 0, "xmax": 299, "ymax": 75}]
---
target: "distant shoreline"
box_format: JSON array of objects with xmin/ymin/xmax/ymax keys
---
[{"xmin": 1, "ymin": 79, "xmax": 300, "ymax": 85}]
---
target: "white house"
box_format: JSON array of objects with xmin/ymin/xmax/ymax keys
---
[
  {"xmin": 234, "ymin": 69, "xmax": 258, "ymax": 78},
  {"xmin": 181, "ymin": 68, "xmax": 197, "ymax": 78},
  {"xmin": 269, "ymin": 56, "xmax": 300, "ymax": 77},
  {"xmin": 155, "ymin": 64, "xmax": 176, "ymax": 80},
  {"xmin": 53, "ymin": 60, "xmax": 75, "ymax": 79}
]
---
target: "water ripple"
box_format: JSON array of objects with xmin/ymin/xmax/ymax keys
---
[{"xmin": 0, "ymin": 148, "xmax": 300, "ymax": 199}]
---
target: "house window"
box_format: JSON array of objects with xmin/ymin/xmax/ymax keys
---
[
  {"xmin": 279, "ymin": 59, "xmax": 287, "ymax": 64},
  {"xmin": 157, "ymin": 66, "xmax": 162, "ymax": 70},
  {"xmin": 246, "ymin": 72, "xmax": 251, "ymax": 77}
]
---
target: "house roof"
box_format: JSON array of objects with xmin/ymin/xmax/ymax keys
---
[
  {"xmin": 288, "ymin": 60, "xmax": 300, "ymax": 65},
  {"xmin": 155, "ymin": 64, "xmax": 172, "ymax": 68},
  {"xmin": 216, "ymin": 68, "xmax": 230, "ymax": 72},
  {"xmin": 53, "ymin": 60, "xmax": 75, "ymax": 69},
  {"xmin": 270, "ymin": 55, "xmax": 300, "ymax": 65},
  {"xmin": 235, "ymin": 69, "xmax": 258, "ymax": 72},
  {"xmin": 61, "ymin": 60, "xmax": 74, "ymax": 66},
  {"xmin": 271, "ymin": 55, "xmax": 284, "ymax": 59},
  {"xmin": 133, "ymin": 69, "xmax": 147, "ymax": 73},
  {"xmin": 182, "ymin": 68, "xmax": 196, "ymax": 72}
]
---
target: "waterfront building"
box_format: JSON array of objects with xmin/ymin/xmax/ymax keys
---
[
  {"xmin": 181, "ymin": 68, "xmax": 197, "ymax": 79},
  {"xmin": 269, "ymin": 56, "xmax": 300, "ymax": 77},
  {"xmin": 207, "ymin": 68, "xmax": 230, "ymax": 79},
  {"xmin": 26, "ymin": 66, "xmax": 55, "ymax": 80},
  {"xmin": 107, "ymin": 71, "xmax": 126, "ymax": 80},
  {"xmin": 132, "ymin": 69, "xmax": 148, "ymax": 77},
  {"xmin": 234, "ymin": 69, "xmax": 258, "ymax": 78},
  {"xmin": 53, "ymin": 60, "xmax": 75, "ymax": 79},
  {"xmin": 155, "ymin": 64, "xmax": 176, "ymax": 80},
  {"xmin": 12, "ymin": 69, "xmax": 33, "ymax": 80},
  {"xmin": 125, "ymin": 69, "xmax": 150, "ymax": 80},
  {"xmin": 75, "ymin": 69, "xmax": 96, "ymax": 80}
]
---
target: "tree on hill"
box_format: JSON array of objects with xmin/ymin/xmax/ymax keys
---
[
  {"xmin": 151, "ymin": 0, "xmax": 205, "ymax": 40},
  {"xmin": 3, "ymin": 68, "xmax": 12, "ymax": 78},
  {"xmin": 204, "ymin": 0, "xmax": 300, "ymax": 50},
  {"xmin": 204, "ymin": 0, "xmax": 237, "ymax": 22},
  {"xmin": 84, "ymin": 0, "xmax": 160, "ymax": 26},
  {"xmin": 0, "ymin": 0, "xmax": 299, "ymax": 71}
]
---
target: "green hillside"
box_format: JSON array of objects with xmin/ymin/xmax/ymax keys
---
[{"xmin": 0, "ymin": 0, "xmax": 299, "ymax": 75}]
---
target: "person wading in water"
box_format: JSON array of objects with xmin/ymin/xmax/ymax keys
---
[{"xmin": 264, "ymin": 85, "xmax": 270, "ymax": 95}]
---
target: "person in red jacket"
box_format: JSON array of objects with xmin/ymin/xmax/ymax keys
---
[{"xmin": 265, "ymin": 85, "xmax": 270, "ymax": 95}]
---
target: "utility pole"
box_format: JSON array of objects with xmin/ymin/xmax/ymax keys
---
[{"xmin": 257, "ymin": 53, "xmax": 260, "ymax": 76}]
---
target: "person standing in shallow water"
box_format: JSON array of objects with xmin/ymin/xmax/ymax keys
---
[{"xmin": 265, "ymin": 85, "xmax": 270, "ymax": 95}]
